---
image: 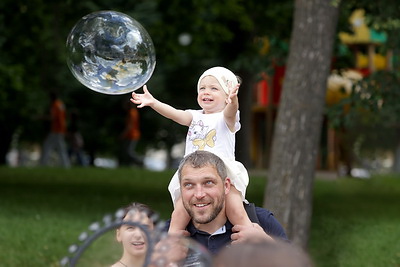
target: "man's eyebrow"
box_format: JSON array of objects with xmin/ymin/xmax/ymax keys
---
[
  {"xmin": 181, "ymin": 177, "xmax": 193, "ymax": 183},
  {"xmin": 182, "ymin": 176, "xmax": 216, "ymax": 181}
]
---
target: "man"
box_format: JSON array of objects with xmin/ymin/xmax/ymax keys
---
[
  {"xmin": 40, "ymin": 92, "xmax": 70, "ymax": 168},
  {"xmin": 120, "ymin": 104, "xmax": 142, "ymax": 166},
  {"xmin": 166, "ymin": 150, "xmax": 287, "ymax": 255}
]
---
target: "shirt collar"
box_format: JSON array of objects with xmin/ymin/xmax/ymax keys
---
[{"xmin": 187, "ymin": 220, "xmax": 233, "ymax": 236}]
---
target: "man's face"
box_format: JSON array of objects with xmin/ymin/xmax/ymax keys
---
[{"xmin": 180, "ymin": 163, "xmax": 230, "ymax": 227}]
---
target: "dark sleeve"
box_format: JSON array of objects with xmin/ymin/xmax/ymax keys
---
[
  {"xmin": 163, "ymin": 219, "xmax": 171, "ymax": 232},
  {"xmin": 255, "ymin": 207, "xmax": 288, "ymax": 241}
]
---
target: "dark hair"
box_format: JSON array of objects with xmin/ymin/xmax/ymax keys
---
[
  {"xmin": 122, "ymin": 202, "xmax": 155, "ymax": 221},
  {"xmin": 177, "ymin": 151, "xmax": 227, "ymax": 181}
]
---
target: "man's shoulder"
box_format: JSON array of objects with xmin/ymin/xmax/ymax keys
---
[
  {"xmin": 243, "ymin": 202, "xmax": 275, "ymax": 222},
  {"xmin": 251, "ymin": 205, "xmax": 288, "ymax": 241},
  {"xmin": 254, "ymin": 206, "xmax": 274, "ymax": 216}
]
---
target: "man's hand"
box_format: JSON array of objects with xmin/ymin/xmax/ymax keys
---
[{"xmin": 230, "ymin": 223, "xmax": 274, "ymax": 244}]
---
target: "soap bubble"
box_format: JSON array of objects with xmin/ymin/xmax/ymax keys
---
[
  {"xmin": 151, "ymin": 235, "xmax": 212, "ymax": 267},
  {"xmin": 66, "ymin": 11, "xmax": 156, "ymax": 95}
]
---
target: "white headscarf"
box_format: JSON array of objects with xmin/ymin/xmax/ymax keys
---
[{"xmin": 197, "ymin": 66, "xmax": 238, "ymax": 95}]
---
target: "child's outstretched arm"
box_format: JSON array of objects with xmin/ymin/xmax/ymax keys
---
[
  {"xmin": 223, "ymin": 84, "xmax": 240, "ymax": 132},
  {"xmin": 131, "ymin": 85, "xmax": 192, "ymax": 126}
]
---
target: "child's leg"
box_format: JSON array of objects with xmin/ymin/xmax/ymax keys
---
[
  {"xmin": 168, "ymin": 196, "xmax": 191, "ymax": 235},
  {"xmin": 226, "ymin": 185, "xmax": 253, "ymax": 226}
]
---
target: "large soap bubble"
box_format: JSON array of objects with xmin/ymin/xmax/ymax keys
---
[{"xmin": 66, "ymin": 11, "xmax": 156, "ymax": 95}]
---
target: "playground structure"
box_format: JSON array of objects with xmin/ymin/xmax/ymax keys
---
[{"xmin": 250, "ymin": 9, "xmax": 394, "ymax": 171}]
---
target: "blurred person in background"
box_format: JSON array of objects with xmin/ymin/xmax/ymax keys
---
[
  {"xmin": 120, "ymin": 104, "xmax": 142, "ymax": 167},
  {"xmin": 111, "ymin": 202, "xmax": 156, "ymax": 267},
  {"xmin": 40, "ymin": 92, "xmax": 70, "ymax": 168}
]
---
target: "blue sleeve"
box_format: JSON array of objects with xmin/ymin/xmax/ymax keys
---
[
  {"xmin": 255, "ymin": 207, "xmax": 288, "ymax": 241},
  {"xmin": 163, "ymin": 219, "xmax": 171, "ymax": 232}
]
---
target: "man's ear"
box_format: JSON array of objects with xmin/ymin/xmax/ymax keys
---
[{"xmin": 224, "ymin": 177, "xmax": 231, "ymax": 195}]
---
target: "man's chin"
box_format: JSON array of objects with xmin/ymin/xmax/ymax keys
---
[
  {"xmin": 192, "ymin": 213, "xmax": 214, "ymax": 225},
  {"xmin": 193, "ymin": 218, "xmax": 212, "ymax": 225}
]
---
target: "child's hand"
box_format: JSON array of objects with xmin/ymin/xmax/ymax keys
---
[
  {"xmin": 227, "ymin": 84, "xmax": 240, "ymax": 104},
  {"xmin": 130, "ymin": 85, "xmax": 155, "ymax": 108}
]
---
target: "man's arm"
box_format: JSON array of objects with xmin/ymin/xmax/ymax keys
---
[
  {"xmin": 230, "ymin": 206, "xmax": 288, "ymax": 244},
  {"xmin": 254, "ymin": 206, "xmax": 288, "ymax": 241}
]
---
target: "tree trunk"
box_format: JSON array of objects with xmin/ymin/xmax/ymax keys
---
[{"xmin": 264, "ymin": 0, "xmax": 339, "ymax": 248}]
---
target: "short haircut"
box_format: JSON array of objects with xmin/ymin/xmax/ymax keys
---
[
  {"xmin": 122, "ymin": 202, "xmax": 155, "ymax": 221},
  {"xmin": 177, "ymin": 151, "xmax": 227, "ymax": 181}
]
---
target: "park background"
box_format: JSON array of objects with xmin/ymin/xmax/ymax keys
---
[{"xmin": 1, "ymin": 0, "xmax": 400, "ymax": 266}]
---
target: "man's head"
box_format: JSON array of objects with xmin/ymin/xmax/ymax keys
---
[
  {"xmin": 178, "ymin": 150, "xmax": 227, "ymax": 180},
  {"xmin": 177, "ymin": 151, "xmax": 230, "ymax": 232}
]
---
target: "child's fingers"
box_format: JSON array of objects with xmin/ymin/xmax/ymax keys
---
[
  {"xmin": 143, "ymin": 84, "xmax": 149, "ymax": 93},
  {"xmin": 233, "ymin": 84, "xmax": 240, "ymax": 94},
  {"xmin": 130, "ymin": 93, "xmax": 139, "ymax": 102},
  {"xmin": 229, "ymin": 85, "xmax": 239, "ymax": 96}
]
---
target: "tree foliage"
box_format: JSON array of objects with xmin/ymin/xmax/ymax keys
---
[
  {"xmin": 326, "ymin": 0, "xmax": 400, "ymax": 166},
  {"xmin": 327, "ymin": 70, "xmax": 400, "ymax": 164},
  {"xmin": 341, "ymin": 0, "xmax": 400, "ymax": 49},
  {"xmin": 0, "ymin": 0, "xmax": 294, "ymax": 164}
]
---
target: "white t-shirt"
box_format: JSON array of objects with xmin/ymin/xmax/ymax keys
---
[
  {"xmin": 184, "ymin": 110, "xmax": 240, "ymax": 160},
  {"xmin": 168, "ymin": 109, "xmax": 249, "ymax": 204}
]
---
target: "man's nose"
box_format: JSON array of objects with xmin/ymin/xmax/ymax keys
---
[{"xmin": 194, "ymin": 186, "xmax": 205, "ymax": 198}]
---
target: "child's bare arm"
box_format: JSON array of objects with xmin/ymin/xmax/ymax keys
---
[
  {"xmin": 131, "ymin": 85, "xmax": 192, "ymax": 126},
  {"xmin": 224, "ymin": 84, "xmax": 240, "ymax": 132}
]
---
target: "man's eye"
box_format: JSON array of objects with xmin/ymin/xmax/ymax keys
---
[
  {"xmin": 205, "ymin": 181, "xmax": 214, "ymax": 186},
  {"xmin": 184, "ymin": 183, "xmax": 193, "ymax": 188}
]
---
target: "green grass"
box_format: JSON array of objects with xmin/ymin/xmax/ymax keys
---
[
  {"xmin": 1, "ymin": 167, "xmax": 400, "ymax": 267},
  {"xmin": 0, "ymin": 167, "xmax": 174, "ymax": 266},
  {"xmin": 309, "ymin": 177, "xmax": 400, "ymax": 267}
]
